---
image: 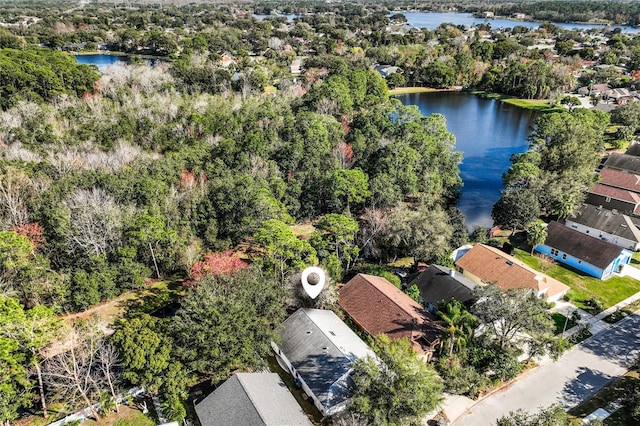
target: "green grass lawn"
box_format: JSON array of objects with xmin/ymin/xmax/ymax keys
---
[
  {"xmin": 513, "ymin": 249, "xmax": 640, "ymax": 311},
  {"xmin": 388, "ymin": 86, "xmax": 441, "ymax": 95},
  {"xmin": 502, "ymin": 98, "xmax": 565, "ymax": 113},
  {"xmin": 552, "ymin": 312, "xmax": 577, "ymax": 335}
]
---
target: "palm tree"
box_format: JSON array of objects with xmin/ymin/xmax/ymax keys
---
[
  {"xmin": 437, "ymin": 299, "xmax": 478, "ymax": 357},
  {"xmin": 526, "ymin": 220, "xmax": 548, "ymax": 255}
]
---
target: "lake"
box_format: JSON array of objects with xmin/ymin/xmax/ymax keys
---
[
  {"xmin": 396, "ymin": 92, "xmax": 537, "ymax": 231},
  {"xmin": 394, "ymin": 11, "xmax": 640, "ymax": 33},
  {"xmin": 75, "ymin": 54, "xmax": 129, "ymax": 70}
]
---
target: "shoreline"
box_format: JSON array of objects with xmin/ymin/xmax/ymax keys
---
[{"xmin": 388, "ymin": 86, "xmax": 462, "ymax": 95}]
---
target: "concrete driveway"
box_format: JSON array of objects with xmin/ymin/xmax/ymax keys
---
[{"xmin": 452, "ymin": 312, "xmax": 640, "ymax": 426}]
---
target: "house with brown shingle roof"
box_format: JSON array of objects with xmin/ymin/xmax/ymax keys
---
[
  {"xmin": 586, "ymin": 183, "xmax": 640, "ymax": 216},
  {"xmin": 338, "ymin": 273, "xmax": 441, "ymax": 362},
  {"xmin": 454, "ymin": 244, "xmax": 569, "ymax": 302},
  {"xmin": 535, "ymin": 222, "xmax": 632, "ymax": 280}
]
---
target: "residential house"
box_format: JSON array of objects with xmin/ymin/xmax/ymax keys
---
[
  {"xmin": 374, "ymin": 64, "xmax": 402, "ymax": 78},
  {"xmin": 339, "ymin": 274, "xmax": 442, "ymax": 361},
  {"xmin": 535, "ymin": 221, "xmax": 632, "ymax": 279},
  {"xmin": 602, "ymin": 153, "xmax": 640, "ymax": 173},
  {"xmin": 566, "ymin": 204, "xmax": 640, "ymax": 251},
  {"xmin": 608, "ymin": 88, "xmax": 635, "ymax": 105},
  {"xmin": 585, "ymin": 183, "xmax": 640, "ymax": 216},
  {"xmin": 625, "ymin": 142, "xmax": 640, "ymax": 157},
  {"xmin": 290, "ymin": 57, "xmax": 304, "ymax": 74},
  {"xmin": 194, "ymin": 373, "xmax": 312, "ymax": 426},
  {"xmin": 408, "ymin": 265, "xmax": 476, "ymax": 312},
  {"xmin": 455, "ymin": 244, "xmax": 569, "ymax": 302},
  {"xmin": 271, "ymin": 308, "xmax": 376, "ymax": 417}
]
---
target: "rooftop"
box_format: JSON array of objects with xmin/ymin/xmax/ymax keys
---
[
  {"xmin": 544, "ymin": 221, "xmax": 625, "ymax": 270},
  {"xmin": 276, "ymin": 309, "xmax": 375, "ymax": 411},
  {"xmin": 603, "ymin": 153, "xmax": 640, "ymax": 174},
  {"xmin": 599, "ymin": 167, "xmax": 640, "ymax": 193},
  {"xmin": 567, "ymin": 204, "xmax": 640, "ymax": 243},
  {"xmin": 194, "ymin": 373, "xmax": 311, "ymax": 426},
  {"xmin": 408, "ymin": 265, "xmax": 476, "ymax": 307},
  {"xmin": 455, "ymin": 244, "xmax": 569, "ymax": 299},
  {"xmin": 339, "ymin": 274, "xmax": 441, "ymax": 352}
]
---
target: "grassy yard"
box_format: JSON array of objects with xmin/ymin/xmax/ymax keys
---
[
  {"xmin": 388, "ymin": 86, "xmax": 441, "ymax": 95},
  {"xmin": 513, "ymin": 249, "xmax": 640, "ymax": 311},
  {"xmin": 552, "ymin": 312, "xmax": 577, "ymax": 335},
  {"xmin": 569, "ymin": 365, "xmax": 639, "ymax": 425},
  {"xmin": 21, "ymin": 405, "xmax": 154, "ymax": 426},
  {"xmin": 502, "ymin": 98, "xmax": 565, "ymax": 113}
]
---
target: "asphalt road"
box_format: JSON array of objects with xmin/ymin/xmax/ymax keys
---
[{"xmin": 452, "ymin": 312, "xmax": 640, "ymax": 426}]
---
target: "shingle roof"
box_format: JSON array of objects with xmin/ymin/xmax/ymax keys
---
[
  {"xmin": 603, "ymin": 153, "xmax": 640, "ymax": 174},
  {"xmin": 194, "ymin": 373, "xmax": 312, "ymax": 426},
  {"xmin": 625, "ymin": 143, "xmax": 640, "ymax": 157},
  {"xmin": 589, "ymin": 183, "xmax": 640, "ymax": 207},
  {"xmin": 338, "ymin": 274, "xmax": 441, "ymax": 352},
  {"xmin": 599, "ymin": 167, "xmax": 640, "ymax": 192},
  {"xmin": 544, "ymin": 221, "xmax": 625, "ymax": 270},
  {"xmin": 455, "ymin": 244, "xmax": 569, "ymax": 299},
  {"xmin": 276, "ymin": 309, "xmax": 375, "ymax": 411},
  {"xmin": 567, "ymin": 204, "xmax": 640, "ymax": 243},
  {"xmin": 409, "ymin": 265, "xmax": 476, "ymax": 307}
]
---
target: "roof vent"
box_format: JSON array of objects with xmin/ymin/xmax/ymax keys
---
[
  {"xmin": 597, "ymin": 205, "xmax": 603, "ymax": 210},
  {"xmin": 506, "ymin": 260, "xmax": 514, "ymax": 266},
  {"xmin": 612, "ymin": 209, "xmax": 619, "ymax": 215}
]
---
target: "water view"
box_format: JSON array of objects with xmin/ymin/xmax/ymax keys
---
[
  {"xmin": 75, "ymin": 54, "xmax": 128, "ymax": 70},
  {"xmin": 396, "ymin": 92, "xmax": 537, "ymax": 230},
  {"xmin": 395, "ymin": 11, "xmax": 640, "ymax": 33}
]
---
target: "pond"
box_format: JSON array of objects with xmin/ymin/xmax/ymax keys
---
[
  {"xmin": 394, "ymin": 11, "xmax": 640, "ymax": 33},
  {"xmin": 75, "ymin": 53, "xmax": 129, "ymax": 70},
  {"xmin": 395, "ymin": 92, "xmax": 537, "ymax": 231}
]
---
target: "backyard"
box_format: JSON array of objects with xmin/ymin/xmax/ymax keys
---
[{"xmin": 513, "ymin": 248, "xmax": 640, "ymax": 311}]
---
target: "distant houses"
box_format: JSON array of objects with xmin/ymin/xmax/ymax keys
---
[
  {"xmin": 194, "ymin": 373, "xmax": 311, "ymax": 426},
  {"xmin": 339, "ymin": 273, "xmax": 441, "ymax": 361},
  {"xmin": 271, "ymin": 308, "xmax": 376, "ymax": 417},
  {"xmin": 535, "ymin": 222, "xmax": 632, "ymax": 280},
  {"xmin": 565, "ymin": 204, "xmax": 640, "ymax": 251},
  {"xmin": 455, "ymin": 244, "xmax": 569, "ymax": 302}
]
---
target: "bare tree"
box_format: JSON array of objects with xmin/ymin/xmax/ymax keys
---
[
  {"xmin": 65, "ymin": 188, "xmax": 123, "ymax": 257},
  {"xmin": 357, "ymin": 207, "xmax": 389, "ymax": 258},
  {"xmin": 0, "ymin": 167, "xmax": 33, "ymax": 227},
  {"xmin": 43, "ymin": 332, "xmax": 103, "ymax": 420},
  {"xmin": 96, "ymin": 341, "xmax": 121, "ymax": 413}
]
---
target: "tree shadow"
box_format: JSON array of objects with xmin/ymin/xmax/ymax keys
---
[
  {"xmin": 561, "ymin": 366, "xmax": 615, "ymax": 408},
  {"xmin": 578, "ymin": 312, "xmax": 640, "ymax": 367}
]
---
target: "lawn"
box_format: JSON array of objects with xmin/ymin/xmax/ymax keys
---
[
  {"xmin": 552, "ymin": 312, "xmax": 577, "ymax": 335},
  {"xmin": 388, "ymin": 86, "xmax": 440, "ymax": 95},
  {"xmin": 83, "ymin": 406, "xmax": 155, "ymax": 426},
  {"xmin": 568, "ymin": 365, "xmax": 639, "ymax": 425},
  {"xmin": 513, "ymin": 249, "xmax": 640, "ymax": 311}
]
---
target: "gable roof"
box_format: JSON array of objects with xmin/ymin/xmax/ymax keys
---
[
  {"xmin": 338, "ymin": 274, "xmax": 441, "ymax": 352},
  {"xmin": 455, "ymin": 244, "xmax": 569, "ymax": 299},
  {"xmin": 276, "ymin": 309, "xmax": 375, "ymax": 411},
  {"xmin": 603, "ymin": 153, "xmax": 640, "ymax": 174},
  {"xmin": 625, "ymin": 142, "xmax": 640, "ymax": 157},
  {"xmin": 567, "ymin": 204, "xmax": 640, "ymax": 243},
  {"xmin": 589, "ymin": 183, "xmax": 640, "ymax": 212},
  {"xmin": 544, "ymin": 221, "xmax": 625, "ymax": 269},
  {"xmin": 409, "ymin": 265, "xmax": 476, "ymax": 307},
  {"xmin": 599, "ymin": 167, "xmax": 640, "ymax": 192},
  {"xmin": 195, "ymin": 373, "xmax": 311, "ymax": 426}
]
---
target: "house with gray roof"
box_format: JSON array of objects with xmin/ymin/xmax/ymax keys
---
[
  {"xmin": 565, "ymin": 204, "xmax": 640, "ymax": 251},
  {"xmin": 409, "ymin": 265, "xmax": 476, "ymax": 312},
  {"xmin": 194, "ymin": 373, "xmax": 311, "ymax": 426},
  {"xmin": 271, "ymin": 308, "xmax": 375, "ymax": 417}
]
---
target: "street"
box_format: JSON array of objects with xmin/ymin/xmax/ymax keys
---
[{"xmin": 452, "ymin": 312, "xmax": 640, "ymax": 425}]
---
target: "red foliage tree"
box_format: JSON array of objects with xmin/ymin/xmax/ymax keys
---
[
  {"xmin": 185, "ymin": 250, "xmax": 249, "ymax": 287},
  {"xmin": 11, "ymin": 222, "xmax": 45, "ymax": 248}
]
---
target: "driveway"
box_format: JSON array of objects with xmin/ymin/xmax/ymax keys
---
[{"xmin": 452, "ymin": 312, "xmax": 640, "ymax": 425}]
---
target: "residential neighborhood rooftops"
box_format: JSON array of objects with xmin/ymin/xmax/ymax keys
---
[
  {"xmin": 603, "ymin": 153, "xmax": 640, "ymax": 174},
  {"xmin": 339, "ymin": 273, "xmax": 441, "ymax": 353},
  {"xmin": 408, "ymin": 265, "xmax": 476, "ymax": 307},
  {"xmin": 568, "ymin": 204, "xmax": 640, "ymax": 243},
  {"xmin": 194, "ymin": 373, "xmax": 311, "ymax": 426},
  {"xmin": 455, "ymin": 244, "xmax": 569, "ymax": 299},
  {"xmin": 544, "ymin": 221, "xmax": 626, "ymax": 269},
  {"xmin": 589, "ymin": 183, "xmax": 640, "ymax": 213},
  {"xmin": 275, "ymin": 308, "xmax": 375, "ymax": 411},
  {"xmin": 598, "ymin": 167, "xmax": 640, "ymax": 192}
]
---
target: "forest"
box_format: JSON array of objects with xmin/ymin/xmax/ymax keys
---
[{"xmin": 1, "ymin": 1, "xmax": 640, "ymax": 425}]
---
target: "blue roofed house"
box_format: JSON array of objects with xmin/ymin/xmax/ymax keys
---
[
  {"xmin": 535, "ymin": 222, "xmax": 632, "ymax": 279},
  {"xmin": 271, "ymin": 308, "xmax": 376, "ymax": 417}
]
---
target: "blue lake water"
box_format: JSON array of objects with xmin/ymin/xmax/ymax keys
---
[
  {"xmin": 75, "ymin": 54, "xmax": 129, "ymax": 70},
  {"xmin": 394, "ymin": 11, "xmax": 639, "ymax": 33},
  {"xmin": 396, "ymin": 92, "xmax": 537, "ymax": 230}
]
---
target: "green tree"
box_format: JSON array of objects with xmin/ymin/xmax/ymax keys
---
[
  {"xmin": 171, "ymin": 269, "xmax": 285, "ymax": 381},
  {"xmin": 0, "ymin": 297, "xmax": 60, "ymax": 419},
  {"xmin": 329, "ymin": 168, "xmax": 371, "ymax": 213},
  {"xmin": 351, "ymin": 335, "xmax": 443, "ymax": 425},
  {"xmin": 253, "ymin": 219, "xmax": 318, "ymax": 282},
  {"xmin": 471, "ymin": 286, "xmax": 554, "ymax": 350},
  {"xmin": 310, "ymin": 213, "xmax": 359, "ymax": 273},
  {"xmin": 526, "ymin": 221, "xmax": 548, "ymax": 255},
  {"xmin": 492, "ymin": 187, "xmax": 540, "ymax": 235},
  {"xmin": 437, "ymin": 299, "xmax": 478, "ymax": 357},
  {"xmin": 496, "ymin": 404, "xmax": 571, "ymax": 426},
  {"xmin": 0, "ymin": 336, "xmax": 32, "ymax": 425}
]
